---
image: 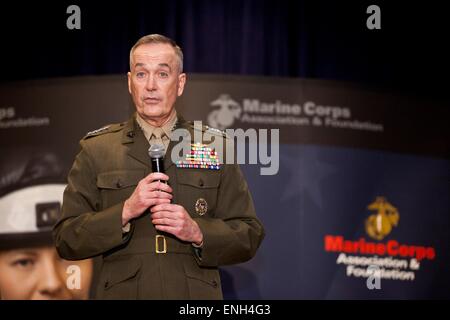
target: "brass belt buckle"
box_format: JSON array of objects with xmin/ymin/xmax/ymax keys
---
[{"xmin": 155, "ymin": 235, "xmax": 167, "ymax": 254}]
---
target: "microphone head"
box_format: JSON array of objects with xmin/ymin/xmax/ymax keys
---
[{"xmin": 148, "ymin": 144, "xmax": 165, "ymax": 159}]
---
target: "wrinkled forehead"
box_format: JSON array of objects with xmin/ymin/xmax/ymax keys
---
[{"xmin": 131, "ymin": 43, "xmax": 178, "ymax": 69}]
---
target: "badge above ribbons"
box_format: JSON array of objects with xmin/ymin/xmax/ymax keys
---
[{"xmin": 176, "ymin": 143, "xmax": 221, "ymax": 170}]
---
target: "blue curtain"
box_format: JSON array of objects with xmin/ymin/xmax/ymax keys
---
[{"xmin": 0, "ymin": 0, "xmax": 447, "ymax": 99}]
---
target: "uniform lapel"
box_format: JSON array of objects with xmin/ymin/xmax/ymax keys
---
[
  {"xmin": 122, "ymin": 115, "xmax": 151, "ymax": 168},
  {"xmin": 164, "ymin": 139, "xmax": 175, "ymax": 172},
  {"xmin": 165, "ymin": 115, "xmax": 190, "ymax": 172}
]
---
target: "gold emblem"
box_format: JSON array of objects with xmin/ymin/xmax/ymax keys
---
[
  {"xmin": 365, "ymin": 197, "xmax": 399, "ymax": 240},
  {"xmin": 195, "ymin": 198, "xmax": 208, "ymax": 216}
]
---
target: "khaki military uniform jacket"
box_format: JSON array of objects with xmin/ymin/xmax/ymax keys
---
[{"xmin": 53, "ymin": 115, "xmax": 265, "ymax": 299}]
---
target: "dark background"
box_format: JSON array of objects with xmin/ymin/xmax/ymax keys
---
[
  {"xmin": 0, "ymin": 0, "xmax": 448, "ymax": 102},
  {"xmin": 0, "ymin": 0, "xmax": 448, "ymax": 300}
]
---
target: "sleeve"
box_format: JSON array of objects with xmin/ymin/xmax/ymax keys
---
[
  {"xmin": 53, "ymin": 140, "xmax": 133, "ymax": 260},
  {"xmin": 192, "ymin": 162, "xmax": 265, "ymax": 267}
]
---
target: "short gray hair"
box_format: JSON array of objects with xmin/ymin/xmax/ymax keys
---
[{"xmin": 129, "ymin": 34, "xmax": 184, "ymax": 73}]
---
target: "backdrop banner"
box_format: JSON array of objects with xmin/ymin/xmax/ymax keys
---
[{"xmin": 1, "ymin": 74, "xmax": 448, "ymax": 299}]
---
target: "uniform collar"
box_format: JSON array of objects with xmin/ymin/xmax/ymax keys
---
[
  {"xmin": 135, "ymin": 112, "xmax": 178, "ymax": 141},
  {"xmin": 122, "ymin": 113, "xmax": 190, "ymax": 171}
]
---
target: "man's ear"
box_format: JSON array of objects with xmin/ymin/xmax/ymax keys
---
[
  {"xmin": 127, "ymin": 72, "xmax": 132, "ymax": 94},
  {"xmin": 177, "ymin": 73, "xmax": 187, "ymax": 97}
]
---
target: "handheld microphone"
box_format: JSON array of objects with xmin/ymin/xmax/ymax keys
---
[
  {"xmin": 148, "ymin": 144, "xmax": 168, "ymax": 209},
  {"xmin": 148, "ymin": 144, "xmax": 165, "ymax": 174}
]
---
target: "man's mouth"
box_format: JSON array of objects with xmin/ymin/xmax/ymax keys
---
[{"xmin": 143, "ymin": 97, "xmax": 162, "ymax": 104}]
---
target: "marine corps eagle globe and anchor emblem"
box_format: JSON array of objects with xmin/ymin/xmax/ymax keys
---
[
  {"xmin": 195, "ymin": 198, "xmax": 208, "ymax": 216},
  {"xmin": 365, "ymin": 197, "xmax": 399, "ymax": 240},
  {"xmin": 207, "ymin": 94, "xmax": 242, "ymax": 130}
]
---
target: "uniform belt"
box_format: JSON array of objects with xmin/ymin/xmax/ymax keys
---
[
  {"xmin": 155, "ymin": 235, "xmax": 167, "ymax": 253},
  {"xmin": 154, "ymin": 234, "xmax": 192, "ymax": 254}
]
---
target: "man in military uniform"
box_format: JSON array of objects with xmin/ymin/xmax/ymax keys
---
[{"xmin": 53, "ymin": 34, "xmax": 265, "ymax": 299}]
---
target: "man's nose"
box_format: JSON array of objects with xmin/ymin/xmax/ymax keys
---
[
  {"xmin": 37, "ymin": 259, "xmax": 67, "ymax": 299},
  {"xmin": 145, "ymin": 73, "xmax": 157, "ymax": 91}
]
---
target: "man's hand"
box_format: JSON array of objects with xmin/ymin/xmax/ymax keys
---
[
  {"xmin": 122, "ymin": 172, "xmax": 172, "ymax": 226},
  {"xmin": 150, "ymin": 204, "xmax": 203, "ymax": 245}
]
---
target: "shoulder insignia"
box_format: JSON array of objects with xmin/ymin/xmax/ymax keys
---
[
  {"xmin": 83, "ymin": 123, "xmax": 124, "ymax": 140},
  {"xmin": 205, "ymin": 125, "xmax": 228, "ymax": 138},
  {"xmin": 188, "ymin": 121, "xmax": 228, "ymax": 138},
  {"xmin": 86, "ymin": 125, "xmax": 109, "ymax": 136}
]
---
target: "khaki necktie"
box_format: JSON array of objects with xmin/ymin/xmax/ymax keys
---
[{"xmin": 150, "ymin": 127, "xmax": 166, "ymax": 152}]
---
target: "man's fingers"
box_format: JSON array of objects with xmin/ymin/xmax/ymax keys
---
[
  {"xmin": 151, "ymin": 210, "xmax": 180, "ymax": 220},
  {"xmin": 151, "ymin": 203, "xmax": 181, "ymax": 213},
  {"xmin": 146, "ymin": 198, "xmax": 171, "ymax": 207},
  {"xmin": 144, "ymin": 172, "xmax": 169, "ymax": 183},
  {"xmin": 146, "ymin": 190, "xmax": 172, "ymax": 200},
  {"xmin": 152, "ymin": 216, "xmax": 178, "ymax": 226},
  {"xmin": 148, "ymin": 181, "xmax": 173, "ymax": 193}
]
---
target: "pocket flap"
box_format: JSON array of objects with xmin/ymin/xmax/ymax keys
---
[
  {"xmin": 183, "ymin": 261, "xmax": 219, "ymax": 288},
  {"xmin": 176, "ymin": 170, "xmax": 220, "ymax": 189},
  {"xmin": 104, "ymin": 257, "xmax": 142, "ymax": 289},
  {"xmin": 97, "ymin": 170, "xmax": 145, "ymax": 189}
]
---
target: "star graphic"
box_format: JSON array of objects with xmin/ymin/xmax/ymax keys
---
[{"xmin": 281, "ymin": 146, "xmax": 336, "ymax": 209}]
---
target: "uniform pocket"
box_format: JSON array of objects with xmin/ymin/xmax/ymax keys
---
[
  {"xmin": 96, "ymin": 170, "xmax": 145, "ymax": 209},
  {"xmin": 183, "ymin": 258, "xmax": 222, "ymax": 300},
  {"xmin": 176, "ymin": 169, "xmax": 220, "ymax": 217},
  {"xmin": 97, "ymin": 256, "xmax": 142, "ymax": 300}
]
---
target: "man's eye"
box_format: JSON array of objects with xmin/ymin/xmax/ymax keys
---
[
  {"xmin": 12, "ymin": 258, "xmax": 35, "ymax": 268},
  {"xmin": 159, "ymin": 72, "xmax": 169, "ymax": 78},
  {"xmin": 136, "ymin": 72, "xmax": 146, "ymax": 78}
]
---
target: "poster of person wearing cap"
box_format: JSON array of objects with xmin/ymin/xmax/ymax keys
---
[{"xmin": 0, "ymin": 150, "xmax": 94, "ymax": 299}]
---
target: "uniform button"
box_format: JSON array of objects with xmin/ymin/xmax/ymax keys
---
[
  {"xmin": 199, "ymin": 179, "xmax": 204, "ymax": 187},
  {"xmin": 104, "ymin": 281, "xmax": 109, "ymax": 288},
  {"xmin": 127, "ymin": 131, "xmax": 135, "ymax": 138},
  {"xmin": 211, "ymin": 280, "xmax": 218, "ymax": 288},
  {"xmin": 116, "ymin": 180, "xmax": 123, "ymax": 188}
]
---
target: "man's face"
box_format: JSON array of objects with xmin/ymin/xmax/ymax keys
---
[
  {"xmin": 0, "ymin": 247, "xmax": 93, "ymax": 300},
  {"xmin": 128, "ymin": 43, "xmax": 186, "ymax": 124}
]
